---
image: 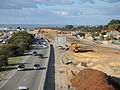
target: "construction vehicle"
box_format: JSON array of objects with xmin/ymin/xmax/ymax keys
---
[{"xmin": 70, "ymin": 43, "xmax": 81, "ymax": 52}]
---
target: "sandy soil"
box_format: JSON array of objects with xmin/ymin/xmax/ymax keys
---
[{"xmin": 41, "ymin": 29, "xmax": 120, "ymax": 87}]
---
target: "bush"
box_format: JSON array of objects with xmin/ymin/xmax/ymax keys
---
[
  {"xmin": 100, "ymin": 35, "xmax": 104, "ymax": 41},
  {"xmin": 105, "ymin": 36, "xmax": 110, "ymax": 41},
  {"xmin": 0, "ymin": 55, "xmax": 8, "ymax": 67}
]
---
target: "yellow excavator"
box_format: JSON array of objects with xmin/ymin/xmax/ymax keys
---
[{"xmin": 70, "ymin": 43, "xmax": 81, "ymax": 52}]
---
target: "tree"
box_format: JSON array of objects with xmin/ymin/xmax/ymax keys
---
[
  {"xmin": 91, "ymin": 32, "xmax": 95, "ymax": 37},
  {"xmin": 108, "ymin": 19, "xmax": 120, "ymax": 25},
  {"xmin": 109, "ymin": 35, "xmax": 116, "ymax": 40},
  {"xmin": 65, "ymin": 25, "xmax": 74, "ymax": 30},
  {"xmin": 90, "ymin": 28, "xmax": 97, "ymax": 33},
  {"xmin": 0, "ymin": 55, "xmax": 8, "ymax": 67},
  {"xmin": 119, "ymin": 38, "xmax": 120, "ymax": 42},
  {"xmin": 76, "ymin": 26, "xmax": 84, "ymax": 32},
  {"xmin": 105, "ymin": 36, "xmax": 110, "ymax": 41},
  {"xmin": 8, "ymin": 31, "xmax": 34, "ymax": 45},
  {"xmin": 18, "ymin": 42, "xmax": 30, "ymax": 50},
  {"xmin": 108, "ymin": 24, "xmax": 120, "ymax": 30},
  {"xmin": 103, "ymin": 25, "xmax": 108, "ymax": 30},
  {"xmin": 100, "ymin": 35, "xmax": 104, "ymax": 41},
  {"xmin": 96, "ymin": 25, "xmax": 104, "ymax": 32},
  {"xmin": 17, "ymin": 27, "xmax": 21, "ymax": 30},
  {"xmin": 0, "ymin": 44, "xmax": 21, "ymax": 57},
  {"xmin": 101, "ymin": 32, "xmax": 106, "ymax": 35}
]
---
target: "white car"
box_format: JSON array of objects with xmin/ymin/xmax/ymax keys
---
[
  {"xmin": 2, "ymin": 41, "xmax": 6, "ymax": 44},
  {"xmin": 18, "ymin": 86, "xmax": 29, "ymax": 90},
  {"xmin": 34, "ymin": 64, "xmax": 40, "ymax": 70},
  {"xmin": 17, "ymin": 64, "xmax": 25, "ymax": 71}
]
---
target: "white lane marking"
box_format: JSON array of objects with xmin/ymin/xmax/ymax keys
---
[{"xmin": 0, "ymin": 70, "xmax": 17, "ymax": 88}]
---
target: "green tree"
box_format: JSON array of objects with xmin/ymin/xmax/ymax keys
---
[
  {"xmin": 109, "ymin": 35, "xmax": 117, "ymax": 40},
  {"xmin": 105, "ymin": 36, "xmax": 110, "ymax": 41},
  {"xmin": 16, "ymin": 27, "xmax": 21, "ymax": 30},
  {"xmin": 0, "ymin": 55, "xmax": 8, "ymax": 67},
  {"xmin": 100, "ymin": 35, "xmax": 104, "ymax": 41},
  {"xmin": 101, "ymin": 32, "xmax": 106, "ymax": 35},
  {"xmin": 119, "ymin": 38, "xmax": 120, "ymax": 42},
  {"xmin": 8, "ymin": 31, "xmax": 34, "ymax": 45},
  {"xmin": 18, "ymin": 42, "xmax": 30, "ymax": 51},
  {"xmin": 91, "ymin": 32, "xmax": 95, "ymax": 37},
  {"xmin": 96, "ymin": 25, "xmax": 103, "ymax": 32},
  {"xmin": 108, "ymin": 24, "xmax": 120, "ymax": 30},
  {"xmin": 108, "ymin": 19, "xmax": 120, "ymax": 25},
  {"xmin": 90, "ymin": 28, "xmax": 97, "ymax": 33},
  {"xmin": 0, "ymin": 44, "xmax": 19, "ymax": 57},
  {"xmin": 103, "ymin": 25, "xmax": 108, "ymax": 30},
  {"xmin": 65, "ymin": 25, "xmax": 74, "ymax": 30}
]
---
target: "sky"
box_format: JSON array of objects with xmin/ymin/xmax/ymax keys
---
[{"xmin": 0, "ymin": 0, "xmax": 120, "ymax": 25}]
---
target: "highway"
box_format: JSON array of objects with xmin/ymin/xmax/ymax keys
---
[{"xmin": 0, "ymin": 43, "xmax": 50, "ymax": 90}]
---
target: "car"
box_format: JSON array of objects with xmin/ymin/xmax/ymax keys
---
[
  {"xmin": 43, "ymin": 45, "xmax": 48, "ymax": 48},
  {"xmin": 58, "ymin": 46, "xmax": 62, "ymax": 49},
  {"xmin": 2, "ymin": 41, "xmax": 6, "ymax": 44},
  {"xmin": 18, "ymin": 86, "xmax": 29, "ymax": 90},
  {"xmin": 17, "ymin": 64, "xmax": 25, "ymax": 71},
  {"xmin": 38, "ymin": 54, "xmax": 43, "ymax": 58},
  {"xmin": 32, "ymin": 51, "xmax": 37, "ymax": 56},
  {"xmin": 34, "ymin": 64, "xmax": 40, "ymax": 70}
]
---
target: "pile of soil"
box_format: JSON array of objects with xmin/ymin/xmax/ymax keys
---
[{"xmin": 70, "ymin": 68, "xmax": 120, "ymax": 90}]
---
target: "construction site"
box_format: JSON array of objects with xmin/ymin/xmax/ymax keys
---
[{"xmin": 36, "ymin": 29, "xmax": 120, "ymax": 90}]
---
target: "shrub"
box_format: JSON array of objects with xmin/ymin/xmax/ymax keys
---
[
  {"xmin": 0, "ymin": 55, "xmax": 8, "ymax": 67},
  {"xmin": 100, "ymin": 35, "xmax": 104, "ymax": 41}
]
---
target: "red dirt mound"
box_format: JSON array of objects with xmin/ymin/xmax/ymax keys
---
[{"xmin": 70, "ymin": 68, "xmax": 120, "ymax": 90}]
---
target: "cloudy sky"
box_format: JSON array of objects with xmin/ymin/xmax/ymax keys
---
[{"xmin": 0, "ymin": 0, "xmax": 120, "ymax": 25}]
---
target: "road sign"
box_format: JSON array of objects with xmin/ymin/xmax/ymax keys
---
[{"xmin": 55, "ymin": 37, "xmax": 66, "ymax": 45}]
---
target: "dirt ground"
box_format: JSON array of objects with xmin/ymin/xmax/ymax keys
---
[
  {"xmin": 41, "ymin": 29, "xmax": 120, "ymax": 89},
  {"xmin": 71, "ymin": 68, "xmax": 120, "ymax": 90}
]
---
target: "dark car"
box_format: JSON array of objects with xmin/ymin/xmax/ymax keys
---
[
  {"xmin": 34, "ymin": 64, "xmax": 40, "ymax": 70},
  {"xmin": 32, "ymin": 51, "xmax": 37, "ymax": 56},
  {"xmin": 38, "ymin": 54, "xmax": 43, "ymax": 58}
]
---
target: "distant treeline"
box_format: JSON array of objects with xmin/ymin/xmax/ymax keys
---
[
  {"xmin": 43, "ymin": 19, "xmax": 120, "ymax": 32},
  {"xmin": 0, "ymin": 31, "xmax": 34, "ymax": 68}
]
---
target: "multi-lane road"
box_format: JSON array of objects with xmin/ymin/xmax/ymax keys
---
[{"xmin": 0, "ymin": 42, "xmax": 50, "ymax": 90}]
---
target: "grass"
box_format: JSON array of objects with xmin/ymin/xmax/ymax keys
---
[{"xmin": 0, "ymin": 56, "xmax": 24, "ymax": 80}]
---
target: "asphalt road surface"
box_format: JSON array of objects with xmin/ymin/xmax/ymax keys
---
[
  {"xmin": 44, "ymin": 44, "xmax": 55, "ymax": 90},
  {"xmin": 0, "ymin": 44, "xmax": 50, "ymax": 90}
]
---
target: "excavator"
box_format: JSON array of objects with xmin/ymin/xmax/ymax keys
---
[{"xmin": 70, "ymin": 43, "xmax": 81, "ymax": 53}]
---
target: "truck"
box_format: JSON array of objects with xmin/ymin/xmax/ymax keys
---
[{"xmin": 70, "ymin": 43, "xmax": 81, "ymax": 52}]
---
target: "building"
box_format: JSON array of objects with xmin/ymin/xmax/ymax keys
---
[
  {"xmin": 102, "ymin": 29, "xmax": 120, "ymax": 36},
  {"xmin": 102, "ymin": 29, "xmax": 117, "ymax": 32},
  {"xmin": 116, "ymin": 34, "xmax": 120, "ymax": 39}
]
